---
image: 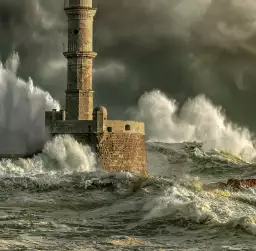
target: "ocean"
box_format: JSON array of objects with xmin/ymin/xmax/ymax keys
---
[
  {"xmin": 0, "ymin": 137, "xmax": 256, "ymax": 250},
  {"xmin": 1, "ymin": 53, "xmax": 256, "ymax": 250}
]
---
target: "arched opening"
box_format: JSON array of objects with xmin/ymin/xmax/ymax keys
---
[
  {"xmin": 107, "ymin": 127, "xmax": 113, "ymax": 132},
  {"xmin": 125, "ymin": 124, "xmax": 131, "ymax": 131}
]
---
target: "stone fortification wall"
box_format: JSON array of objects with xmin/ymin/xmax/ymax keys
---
[
  {"xmin": 45, "ymin": 111, "xmax": 147, "ymax": 175},
  {"xmin": 104, "ymin": 120, "xmax": 145, "ymax": 134},
  {"xmin": 95, "ymin": 120, "xmax": 147, "ymax": 174},
  {"xmin": 96, "ymin": 132, "xmax": 147, "ymax": 174},
  {"xmin": 48, "ymin": 120, "xmax": 97, "ymax": 134}
]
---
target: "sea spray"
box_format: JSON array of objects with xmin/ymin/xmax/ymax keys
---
[
  {"xmin": 134, "ymin": 90, "xmax": 256, "ymax": 162},
  {"xmin": 42, "ymin": 135, "xmax": 96, "ymax": 173},
  {"xmin": 0, "ymin": 52, "xmax": 59, "ymax": 155},
  {"xmin": 0, "ymin": 135, "xmax": 96, "ymax": 177}
]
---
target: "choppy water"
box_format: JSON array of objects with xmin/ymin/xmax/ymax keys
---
[{"xmin": 1, "ymin": 136, "xmax": 256, "ymax": 251}]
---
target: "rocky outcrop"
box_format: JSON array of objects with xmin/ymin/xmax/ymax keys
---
[
  {"xmin": 227, "ymin": 179, "xmax": 256, "ymax": 189},
  {"xmin": 203, "ymin": 179, "xmax": 256, "ymax": 191}
]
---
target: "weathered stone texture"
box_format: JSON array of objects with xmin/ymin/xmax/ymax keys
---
[
  {"xmin": 97, "ymin": 133, "xmax": 147, "ymax": 174},
  {"xmin": 105, "ymin": 120, "xmax": 144, "ymax": 134},
  {"xmin": 64, "ymin": 1, "xmax": 96, "ymax": 121}
]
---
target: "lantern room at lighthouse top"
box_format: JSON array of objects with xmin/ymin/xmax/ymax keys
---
[{"xmin": 64, "ymin": 0, "xmax": 93, "ymax": 8}]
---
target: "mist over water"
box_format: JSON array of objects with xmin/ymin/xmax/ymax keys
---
[
  {"xmin": 134, "ymin": 90, "xmax": 256, "ymax": 162},
  {"xmin": 0, "ymin": 53, "xmax": 59, "ymax": 155}
]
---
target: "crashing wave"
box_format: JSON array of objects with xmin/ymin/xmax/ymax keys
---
[
  {"xmin": 134, "ymin": 90, "xmax": 256, "ymax": 162},
  {"xmin": 0, "ymin": 52, "xmax": 59, "ymax": 155},
  {"xmin": 0, "ymin": 135, "xmax": 96, "ymax": 177}
]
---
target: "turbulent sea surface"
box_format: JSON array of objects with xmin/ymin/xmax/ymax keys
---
[{"xmin": 1, "ymin": 136, "xmax": 256, "ymax": 251}]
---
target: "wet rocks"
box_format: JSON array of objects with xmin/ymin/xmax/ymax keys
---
[{"xmin": 227, "ymin": 179, "xmax": 256, "ymax": 189}]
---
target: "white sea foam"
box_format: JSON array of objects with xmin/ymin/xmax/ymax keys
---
[
  {"xmin": 0, "ymin": 135, "xmax": 96, "ymax": 177},
  {"xmin": 143, "ymin": 180, "xmax": 256, "ymax": 235},
  {"xmin": 134, "ymin": 90, "xmax": 256, "ymax": 162},
  {"xmin": 41, "ymin": 135, "xmax": 96, "ymax": 173},
  {"xmin": 0, "ymin": 52, "xmax": 60, "ymax": 155}
]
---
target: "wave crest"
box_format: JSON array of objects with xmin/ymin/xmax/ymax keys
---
[
  {"xmin": 0, "ymin": 52, "xmax": 59, "ymax": 155},
  {"xmin": 0, "ymin": 135, "xmax": 96, "ymax": 177},
  {"xmin": 135, "ymin": 90, "xmax": 256, "ymax": 162}
]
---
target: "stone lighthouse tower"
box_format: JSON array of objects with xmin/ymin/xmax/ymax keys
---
[
  {"xmin": 64, "ymin": 0, "xmax": 97, "ymax": 120},
  {"xmin": 45, "ymin": 0, "xmax": 147, "ymax": 175}
]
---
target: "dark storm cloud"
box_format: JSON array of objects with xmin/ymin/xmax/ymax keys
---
[
  {"xmin": 1, "ymin": 0, "xmax": 256, "ymax": 130},
  {"xmin": 0, "ymin": 0, "xmax": 66, "ymax": 101}
]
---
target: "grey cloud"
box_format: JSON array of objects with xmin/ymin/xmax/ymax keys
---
[{"xmin": 1, "ymin": 0, "xmax": 256, "ymax": 130}]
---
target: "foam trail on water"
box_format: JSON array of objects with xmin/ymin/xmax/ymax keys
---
[
  {"xmin": 134, "ymin": 90, "xmax": 256, "ymax": 162},
  {"xmin": 0, "ymin": 52, "xmax": 60, "ymax": 155}
]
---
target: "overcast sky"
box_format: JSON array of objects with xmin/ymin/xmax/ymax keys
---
[{"xmin": 1, "ymin": 0, "xmax": 256, "ymax": 131}]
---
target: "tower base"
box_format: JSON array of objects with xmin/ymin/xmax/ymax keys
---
[
  {"xmin": 52, "ymin": 132, "xmax": 147, "ymax": 174},
  {"xmin": 45, "ymin": 107, "xmax": 147, "ymax": 175}
]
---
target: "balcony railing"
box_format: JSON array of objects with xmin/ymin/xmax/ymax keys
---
[{"xmin": 64, "ymin": 0, "xmax": 92, "ymax": 8}]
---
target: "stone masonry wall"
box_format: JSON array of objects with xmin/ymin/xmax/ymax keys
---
[
  {"xmin": 96, "ymin": 132, "xmax": 147, "ymax": 175},
  {"xmin": 105, "ymin": 120, "xmax": 144, "ymax": 134},
  {"xmin": 47, "ymin": 117, "xmax": 147, "ymax": 175}
]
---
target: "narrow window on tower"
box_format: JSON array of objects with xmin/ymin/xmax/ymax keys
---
[
  {"xmin": 73, "ymin": 29, "xmax": 80, "ymax": 35},
  {"xmin": 125, "ymin": 124, "xmax": 131, "ymax": 131}
]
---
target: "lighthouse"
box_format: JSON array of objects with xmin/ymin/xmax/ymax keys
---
[
  {"xmin": 45, "ymin": 0, "xmax": 147, "ymax": 175},
  {"xmin": 64, "ymin": 0, "xmax": 97, "ymax": 120}
]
